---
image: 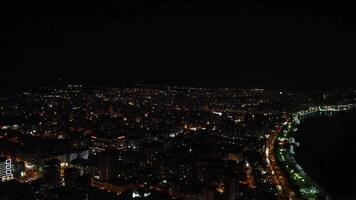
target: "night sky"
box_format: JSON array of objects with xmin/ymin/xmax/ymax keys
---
[{"xmin": 1, "ymin": 1, "xmax": 356, "ymax": 89}]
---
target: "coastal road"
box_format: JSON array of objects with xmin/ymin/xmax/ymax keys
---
[{"xmin": 265, "ymin": 127, "xmax": 297, "ymax": 200}]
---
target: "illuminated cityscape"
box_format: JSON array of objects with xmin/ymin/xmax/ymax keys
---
[
  {"xmin": 0, "ymin": 86, "xmax": 355, "ymax": 199},
  {"xmin": 1, "ymin": 1, "xmax": 356, "ymax": 200}
]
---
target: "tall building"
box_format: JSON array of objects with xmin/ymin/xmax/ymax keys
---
[
  {"xmin": 98, "ymin": 149, "xmax": 117, "ymax": 181},
  {"xmin": 43, "ymin": 159, "xmax": 61, "ymax": 185},
  {"xmin": 0, "ymin": 157, "xmax": 13, "ymax": 182},
  {"xmin": 64, "ymin": 167, "xmax": 81, "ymax": 188}
]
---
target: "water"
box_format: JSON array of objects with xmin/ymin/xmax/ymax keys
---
[{"xmin": 295, "ymin": 110, "xmax": 356, "ymax": 199}]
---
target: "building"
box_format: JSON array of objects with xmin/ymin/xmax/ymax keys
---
[
  {"xmin": 0, "ymin": 157, "xmax": 13, "ymax": 182},
  {"xmin": 43, "ymin": 159, "xmax": 61, "ymax": 185},
  {"xmin": 13, "ymin": 161, "xmax": 25, "ymax": 178},
  {"xmin": 98, "ymin": 149, "xmax": 117, "ymax": 181},
  {"xmin": 199, "ymin": 186, "xmax": 215, "ymax": 200},
  {"xmin": 224, "ymin": 177, "xmax": 239, "ymax": 200},
  {"xmin": 64, "ymin": 167, "xmax": 81, "ymax": 188}
]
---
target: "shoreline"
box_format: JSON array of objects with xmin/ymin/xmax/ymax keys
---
[{"xmin": 269, "ymin": 104, "xmax": 355, "ymax": 199}]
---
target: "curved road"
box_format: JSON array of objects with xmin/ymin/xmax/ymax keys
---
[{"xmin": 266, "ymin": 127, "xmax": 297, "ymax": 200}]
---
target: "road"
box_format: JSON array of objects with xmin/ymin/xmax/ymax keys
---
[
  {"xmin": 265, "ymin": 127, "xmax": 297, "ymax": 200},
  {"xmin": 244, "ymin": 161, "xmax": 256, "ymax": 189}
]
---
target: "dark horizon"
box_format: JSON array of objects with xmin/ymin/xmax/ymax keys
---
[
  {"xmin": 1, "ymin": 1, "xmax": 356, "ymax": 89},
  {"xmin": 1, "ymin": 69, "xmax": 355, "ymax": 91}
]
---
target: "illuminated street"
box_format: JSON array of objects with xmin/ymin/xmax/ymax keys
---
[
  {"xmin": 266, "ymin": 105, "xmax": 353, "ymax": 199},
  {"xmin": 266, "ymin": 127, "xmax": 297, "ymax": 200}
]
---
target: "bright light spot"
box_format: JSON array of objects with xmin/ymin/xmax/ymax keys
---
[
  {"xmin": 20, "ymin": 171, "xmax": 26, "ymax": 177},
  {"xmin": 212, "ymin": 111, "xmax": 223, "ymax": 116},
  {"xmin": 132, "ymin": 191, "xmax": 141, "ymax": 198}
]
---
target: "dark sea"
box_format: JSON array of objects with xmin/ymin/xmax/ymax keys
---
[{"xmin": 295, "ymin": 110, "xmax": 356, "ymax": 199}]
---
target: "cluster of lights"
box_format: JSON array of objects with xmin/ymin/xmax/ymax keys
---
[
  {"xmin": 272, "ymin": 104, "xmax": 355, "ymax": 199},
  {"xmin": 132, "ymin": 191, "xmax": 151, "ymax": 198}
]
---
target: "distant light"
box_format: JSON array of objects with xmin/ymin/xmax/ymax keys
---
[
  {"xmin": 117, "ymin": 136, "xmax": 125, "ymax": 140},
  {"xmin": 132, "ymin": 191, "xmax": 141, "ymax": 198},
  {"xmin": 25, "ymin": 163, "xmax": 34, "ymax": 170},
  {"xmin": 212, "ymin": 111, "xmax": 223, "ymax": 116},
  {"xmin": 60, "ymin": 162, "xmax": 68, "ymax": 167}
]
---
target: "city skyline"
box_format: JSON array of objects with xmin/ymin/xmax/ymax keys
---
[{"xmin": 1, "ymin": 2, "xmax": 356, "ymax": 200}]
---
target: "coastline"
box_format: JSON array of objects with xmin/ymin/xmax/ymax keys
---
[{"xmin": 270, "ymin": 104, "xmax": 355, "ymax": 199}]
